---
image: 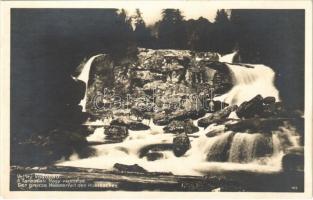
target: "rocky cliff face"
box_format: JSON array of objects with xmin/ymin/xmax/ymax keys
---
[{"xmin": 83, "ymin": 48, "xmax": 232, "ymax": 119}]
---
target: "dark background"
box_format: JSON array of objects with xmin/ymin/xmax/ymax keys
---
[{"xmin": 11, "ymin": 9, "xmax": 304, "ymax": 140}]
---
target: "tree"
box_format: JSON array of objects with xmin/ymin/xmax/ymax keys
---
[
  {"xmin": 110, "ymin": 9, "xmax": 137, "ymax": 63},
  {"xmin": 133, "ymin": 9, "xmax": 153, "ymax": 47},
  {"xmin": 157, "ymin": 9, "xmax": 187, "ymax": 49},
  {"xmin": 211, "ymin": 9, "xmax": 235, "ymax": 54},
  {"xmin": 186, "ymin": 17, "xmax": 213, "ymax": 51}
]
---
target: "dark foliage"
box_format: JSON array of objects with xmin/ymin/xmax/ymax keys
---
[{"xmin": 230, "ymin": 10, "xmax": 304, "ymax": 110}]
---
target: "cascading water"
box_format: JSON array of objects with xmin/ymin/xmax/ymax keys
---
[
  {"xmin": 58, "ymin": 51, "xmax": 300, "ymax": 176},
  {"xmin": 214, "ymin": 63, "xmax": 280, "ymax": 105},
  {"xmin": 219, "ymin": 51, "xmax": 237, "ymax": 63},
  {"xmin": 74, "ymin": 54, "xmax": 103, "ymax": 112}
]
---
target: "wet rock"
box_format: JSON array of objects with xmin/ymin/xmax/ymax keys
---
[
  {"xmin": 139, "ymin": 143, "xmax": 173, "ymax": 158},
  {"xmin": 206, "ymin": 129, "xmax": 223, "ymax": 138},
  {"xmin": 110, "ymin": 118, "xmax": 150, "ymax": 131},
  {"xmin": 236, "ymin": 95, "xmax": 264, "ymax": 118},
  {"xmin": 184, "ymin": 119, "xmax": 200, "ymax": 134},
  {"xmin": 153, "ymin": 113, "xmax": 171, "ymax": 126},
  {"xmin": 173, "ymin": 133, "xmax": 191, "ymax": 157},
  {"xmin": 273, "ymin": 102, "xmax": 288, "ymax": 117},
  {"xmin": 163, "ymin": 119, "xmax": 199, "ymax": 134},
  {"xmin": 282, "ymin": 147, "xmax": 304, "ymax": 172},
  {"xmin": 260, "ymin": 96, "xmax": 279, "ymax": 117},
  {"xmin": 263, "ymin": 96, "xmax": 276, "ymax": 104},
  {"xmin": 236, "ymin": 95, "xmax": 287, "ymax": 118},
  {"xmin": 170, "ymin": 109, "xmax": 206, "ymax": 121},
  {"xmin": 260, "ymin": 103, "xmax": 276, "ymax": 118},
  {"xmin": 225, "ymin": 118, "xmax": 286, "ymax": 134},
  {"xmin": 200, "ymin": 61, "xmax": 233, "ymax": 95},
  {"xmin": 146, "ymin": 152, "xmax": 164, "ymax": 161},
  {"xmin": 110, "ymin": 118, "xmax": 128, "ymax": 127},
  {"xmin": 198, "ymin": 105, "xmax": 238, "ymax": 128},
  {"xmin": 128, "ymin": 122, "xmax": 150, "ymax": 131},
  {"xmin": 113, "ymin": 163, "xmax": 147, "ymax": 173},
  {"xmin": 104, "ymin": 125, "xmax": 128, "ymax": 143}
]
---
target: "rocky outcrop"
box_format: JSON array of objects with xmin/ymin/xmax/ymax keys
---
[
  {"xmin": 282, "ymin": 146, "xmax": 304, "ymax": 172},
  {"xmin": 110, "ymin": 118, "xmax": 150, "ymax": 131},
  {"xmin": 104, "ymin": 125, "xmax": 128, "ymax": 143},
  {"xmin": 153, "ymin": 108, "xmax": 206, "ymax": 126},
  {"xmin": 236, "ymin": 95, "xmax": 287, "ymax": 119},
  {"xmin": 282, "ymin": 153, "xmax": 304, "ymax": 172},
  {"xmin": 172, "ymin": 133, "xmax": 191, "ymax": 157},
  {"xmin": 225, "ymin": 118, "xmax": 287, "ymax": 134},
  {"xmin": 236, "ymin": 95, "xmax": 264, "ymax": 118},
  {"xmin": 198, "ymin": 105, "xmax": 238, "ymax": 128},
  {"xmin": 163, "ymin": 119, "xmax": 199, "ymax": 134},
  {"xmin": 198, "ymin": 61, "xmax": 233, "ymax": 94}
]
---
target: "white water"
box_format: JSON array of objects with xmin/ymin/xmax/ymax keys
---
[
  {"xmin": 215, "ymin": 63, "xmax": 280, "ymax": 105},
  {"xmin": 219, "ymin": 52, "xmax": 238, "ymax": 63},
  {"xmin": 58, "ymin": 52, "xmax": 298, "ymax": 176},
  {"xmin": 58, "ymin": 120, "xmax": 298, "ymax": 175},
  {"xmin": 75, "ymin": 54, "xmax": 103, "ymax": 112}
]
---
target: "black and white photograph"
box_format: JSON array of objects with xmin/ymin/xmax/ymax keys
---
[{"xmin": 0, "ymin": 0, "xmax": 312, "ymax": 197}]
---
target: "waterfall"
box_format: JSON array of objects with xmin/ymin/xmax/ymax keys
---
[
  {"xmin": 57, "ymin": 52, "xmax": 299, "ymax": 176},
  {"xmin": 75, "ymin": 54, "xmax": 103, "ymax": 112},
  {"xmin": 228, "ymin": 133, "xmax": 273, "ymax": 163},
  {"xmin": 215, "ymin": 51, "xmax": 280, "ymax": 105},
  {"xmin": 215, "ymin": 63, "xmax": 280, "ymax": 105},
  {"xmin": 219, "ymin": 51, "xmax": 237, "ymax": 63}
]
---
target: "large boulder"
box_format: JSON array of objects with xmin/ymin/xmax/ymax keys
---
[
  {"xmin": 198, "ymin": 105, "xmax": 238, "ymax": 128},
  {"xmin": 172, "ymin": 133, "xmax": 191, "ymax": 157},
  {"xmin": 282, "ymin": 147, "xmax": 304, "ymax": 172},
  {"xmin": 236, "ymin": 95, "xmax": 264, "ymax": 118},
  {"xmin": 104, "ymin": 125, "xmax": 128, "ymax": 143},
  {"xmin": 236, "ymin": 95, "xmax": 287, "ymax": 119},
  {"xmin": 163, "ymin": 119, "xmax": 199, "ymax": 134}
]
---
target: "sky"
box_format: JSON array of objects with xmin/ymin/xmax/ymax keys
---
[{"xmin": 126, "ymin": 7, "xmax": 220, "ymax": 25}]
